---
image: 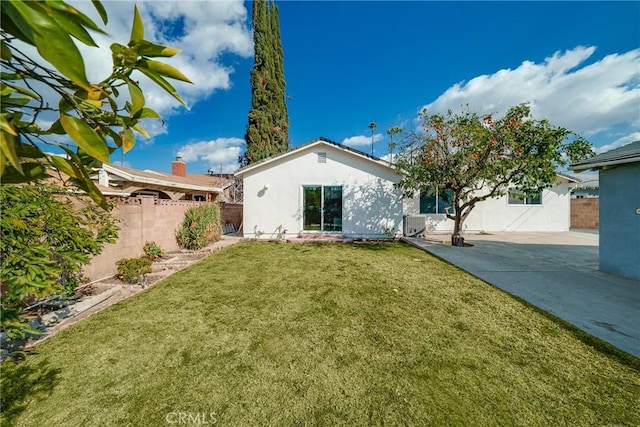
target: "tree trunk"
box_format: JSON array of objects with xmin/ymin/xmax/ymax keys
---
[{"xmin": 451, "ymin": 209, "xmax": 465, "ymax": 247}]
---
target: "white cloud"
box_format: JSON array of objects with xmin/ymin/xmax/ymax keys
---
[
  {"xmin": 177, "ymin": 137, "xmax": 245, "ymax": 173},
  {"xmin": 596, "ymin": 132, "xmax": 640, "ymax": 154},
  {"xmin": 72, "ymin": 1, "xmax": 253, "ymax": 118},
  {"xmin": 342, "ymin": 133, "xmax": 384, "ymax": 147},
  {"xmin": 421, "ymin": 46, "xmax": 640, "ymax": 147}
]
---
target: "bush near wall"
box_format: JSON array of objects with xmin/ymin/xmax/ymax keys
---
[
  {"xmin": 175, "ymin": 203, "xmax": 222, "ymax": 250},
  {"xmin": 0, "ymin": 184, "xmax": 118, "ymax": 337}
]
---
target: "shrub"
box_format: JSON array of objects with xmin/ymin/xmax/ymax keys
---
[
  {"xmin": 1, "ymin": 184, "xmax": 118, "ymax": 338},
  {"xmin": 175, "ymin": 204, "xmax": 221, "ymax": 250},
  {"xmin": 142, "ymin": 241, "xmax": 164, "ymax": 261},
  {"xmin": 116, "ymin": 257, "xmax": 152, "ymax": 284}
]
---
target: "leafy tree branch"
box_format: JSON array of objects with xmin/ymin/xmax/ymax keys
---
[{"xmin": 395, "ymin": 103, "xmax": 594, "ymax": 245}]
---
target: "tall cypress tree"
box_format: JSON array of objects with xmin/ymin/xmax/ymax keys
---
[{"xmin": 242, "ymin": 0, "xmax": 289, "ymax": 165}]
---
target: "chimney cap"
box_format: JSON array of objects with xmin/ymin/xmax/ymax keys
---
[{"xmin": 175, "ymin": 156, "xmax": 183, "ymax": 162}]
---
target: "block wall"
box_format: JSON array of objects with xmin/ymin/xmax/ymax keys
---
[
  {"xmin": 570, "ymin": 198, "xmax": 599, "ymax": 229},
  {"xmin": 84, "ymin": 198, "xmax": 212, "ymax": 281}
]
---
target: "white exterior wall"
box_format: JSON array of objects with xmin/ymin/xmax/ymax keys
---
[
  {"xmin": 241, "ymin": 144, "xmax": 403, "ymax": 238},
  {"xmin": 403, "ymin": 180, "xmax": 572, "ymax": 233}
]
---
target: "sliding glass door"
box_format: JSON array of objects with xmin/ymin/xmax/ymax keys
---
[{"xmin": 303, "ymin": 185, "xmax": 342, "ymax": 232}]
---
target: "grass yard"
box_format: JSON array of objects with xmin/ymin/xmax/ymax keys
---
[{"xmin": 2, "ymin": 242, "xmax": 639, "ymax": 426}]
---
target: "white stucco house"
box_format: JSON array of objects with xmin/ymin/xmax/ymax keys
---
[
  {"xmin": 235, "ymin": 137, "xmax": 404, "ymax": 239},
  {"xmin": 403, "ymin": 173, "xmax": 579, "ymax": 235},
  {"xmin": 236, "ymin": 137, "xmax": 579, "ymax": 239}
]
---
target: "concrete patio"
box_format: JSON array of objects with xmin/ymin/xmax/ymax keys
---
[{"xmin": 403, "ymin": 230, "xmax": 640, "ymax": 358}]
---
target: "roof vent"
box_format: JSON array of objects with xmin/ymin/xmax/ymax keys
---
[{"xmin": 317, "ymin": 152, "xmax": 327, "ymax": 163}]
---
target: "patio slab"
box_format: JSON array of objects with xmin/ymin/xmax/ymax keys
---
[{"xmin": 403, "ymin": 231, "xmax": 640, "ymax": 358}]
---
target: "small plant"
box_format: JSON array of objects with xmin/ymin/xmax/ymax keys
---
[
  {"xmin": 116, "ymin": 257, "xmax": 152, "ymax": 284},
  {"xmin": 383, "ymin": 227, "xmax": 397, "ymax": 240},
  {"xmin": 176, "ymin": 204, "xmax": 222, "ymax": 250},
  {"xmin": 143, "ymin": 241, "xmax": 164, "ymax": 261}
]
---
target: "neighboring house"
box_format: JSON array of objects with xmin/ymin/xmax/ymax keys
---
[
  {"xmin": 91, "ymin": 157, "xmax": 232, "ymax": 201},
  {"xmin": 403, "ymin": 174, "xmax": 579, "ymax": 233},
  {"xmin": 571, "ymin": 141, "xmax": 640, "ymax": 280},
  {"xmin": 235, "ymin": 137, "xmax": 404, "ymax": 239},
  {"xmin": 562, "ymin": 172, "xmax": 599, "ymax": 198}
]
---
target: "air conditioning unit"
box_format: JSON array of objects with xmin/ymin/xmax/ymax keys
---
[{"xmin": 403, "ymin": 215, "xmax": 426, "ymax": 237}]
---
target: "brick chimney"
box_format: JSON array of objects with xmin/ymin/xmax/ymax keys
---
[{"xmin": 172, "ymin": 156, "xmax": 186, "ymax": 177}]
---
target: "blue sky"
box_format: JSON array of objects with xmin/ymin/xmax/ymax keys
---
[{"xmin": 69, "ymin": 1, "xmax": 640, "ymax": 174}]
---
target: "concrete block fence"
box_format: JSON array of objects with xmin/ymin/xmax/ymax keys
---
[{"xmin": 84, "ymin": 198, "xmax": 242, "ymax": 281}]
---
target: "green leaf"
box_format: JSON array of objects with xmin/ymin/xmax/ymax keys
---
[
  {"xmin": 134, "ymin": 107, "xmax": 162, "ymax": 120},
  {"xmin": 1, "ymin": 129, "xmax": 22, "ymax": 174},
  {"xmin": 70, "ymin": 173, "xmax": 107, "ymax": 210},
  {"xmin": 105, "ymin": 128, "xmax": 122, "ymax": 147},
  {"xmin": 45, "ymin": 119, "xmax": 65, "ymax": 135},
  {"xmin": 48, "ymin": 6, "xmax": 99, "ymax": 47},
  {"xmin": 1, "ymin": 114, "xmax": 18, "ymax": 136},
  {"xmin": 62, "ymin": 149, "xmax": 108, "ymax": 209},
  {"xmin": 15, "ymin": 141, "xmax": 46, "ymax": 159},
  {"xmin": 58, "ymin": 97, "xmax": 75, "ymax": 114},
  {"xmin": 1, "ymin": 2, "xmax": 37, "ymax": 45},
  {"xmin": 91, "ymin": 0, "xmax": 108, "ymax": 25},
  {"xmin": 0, "ymin": 162, "xmax": 48, "ymax": 183},
  {"xmin": 136, "ymin": 67, "xmax": 189, "ymax": 109},
  {"xmin": 137, "ymin": 40, "xmax": 181, "ymax": 58},
  {"xmin": 59, "ymin": 114, "xmax": 110, "ymax": 163},
  {"xmin": 130, "ymin": 5, "xmax": 144, "ymax": 42},
  {"xmin": 127, "ymin": 82, "xmax": 145, "ymax": 116},
  {"xmin": 1, "ymin": 40, "xmax": 11, "ymax": 60},
  {"xmin": 2, "ymin": 96, "xmax": 32, "ymax": 108},
  {"xmin": 132, "ymin": 124, "xmax": 149, "ymax": 139},
  {"xmin": 138, "ymin": 58, "xmax": 192, "ymax": 83},
  {"xmin": 7, "ymin": 1, "xmax": 91, "ymax": 91},
  {"xmin": 50, "ymin": 155, "xmax": 82, "ymax": 180},
  {"xmin": 2, "ymin": 81, "xmax": 41, "ymax": 101},
  {"xmin": 122, "ymin": 127, "xmax": 135, "ymax": 154},
  {"xmin": 48, "ymin": 1, "xmax": 106, "ymax": 34}
]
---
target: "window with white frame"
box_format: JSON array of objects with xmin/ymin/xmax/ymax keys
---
[
  {"xmin": 507, "ymin": 188, "xmax": 542, "ymax": 205},
  {"xmin": 419, "ymin": 188, "xmax": 455, "ymax": 214}
]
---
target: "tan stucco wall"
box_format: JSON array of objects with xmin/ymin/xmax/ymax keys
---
[{"xmin": 84, "ymin": 198, "xmax": 211, "ymax": 281}]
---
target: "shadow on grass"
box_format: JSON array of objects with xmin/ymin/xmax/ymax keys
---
[{"xmin": 1, "ymin": 357, "xmax": 61, "ymax": 426}]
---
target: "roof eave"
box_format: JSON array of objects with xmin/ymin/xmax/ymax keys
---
[
  {"xmin": 235, "ymin": 138, "xmax": 400, "ymax": 177},
  {"xmin": 102, "ymin": 164, "xmax": 222, "ymax": 193},
  {"xmin": 570, "ymin": 156, "xmax": 640, "ymax": 172}
]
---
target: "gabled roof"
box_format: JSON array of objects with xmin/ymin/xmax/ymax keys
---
[
  {"xmin": 185, "ymin": 174, "xmax": 234, "ymax": 189},
  {"xmin": 558, "ymin": 172, "xmax": 599, "ymax": 189},
  {"xmin": 235, "ymin": 137, "xmax": 397, "ymax": 177},
  {"xmin": 555, "ymin": 172, "xmax": 580, "ymax": 184},
  {"xmin": 570, "ymin": 141, "xmax": 640, "ymax": 171},
  {"xmin": 99, "ymin": 164, "xmax": 226, "ymax": 193}
]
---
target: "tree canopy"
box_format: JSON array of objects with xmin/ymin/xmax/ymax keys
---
[
  {"xmin": 395, "ymin": 104, "xmax": 593, "ymax": 244},
  {"xmin": 1, "ymin": 1, "xmax": 191, "ymax": 209},
  {"xmin": 242, "ymin": 0, "xmax": 289, "ymax": 165}
]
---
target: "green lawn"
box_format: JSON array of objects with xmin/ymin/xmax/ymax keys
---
[{"xmin": 2, "ymin": 242, "xmax": 639, "ymax": 426}]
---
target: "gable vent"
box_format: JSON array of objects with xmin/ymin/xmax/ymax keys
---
[{"xmin": 317, "ymin": 152, "xmax": 327, "ymax": 163}]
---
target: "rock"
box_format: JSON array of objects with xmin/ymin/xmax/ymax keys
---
[
  {"xmin": 25, "ymin": 319, "xmax": 46, "ymax": 339},
  {"xmin": 55, "ymin": 308, "xmax": 71, "ymax": 319},
  {"xmin": 41, "ymin": 312, "xmax": 59, "ymax": 327}
]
